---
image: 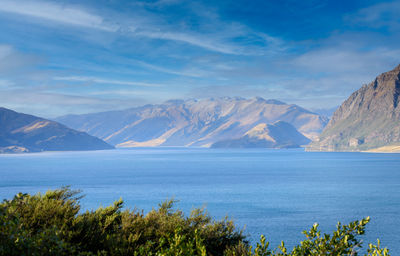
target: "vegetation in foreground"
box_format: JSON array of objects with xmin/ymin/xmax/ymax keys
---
[{"xmin": 0, "ymin": 187, "xmax": 390, "ymax": 255}]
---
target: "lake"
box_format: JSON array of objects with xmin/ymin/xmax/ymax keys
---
[{"xmin": 0, "ymin": 148, "xmax": 399, "ymax": 252}]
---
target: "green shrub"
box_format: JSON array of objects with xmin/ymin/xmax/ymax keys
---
[
  {"xmin": 0, "ymin": 187, "xmax": 390, "ymax": 255},
  {"xmin": 225, "ymin": 217, "xmax": 390, "ymax": 256}
]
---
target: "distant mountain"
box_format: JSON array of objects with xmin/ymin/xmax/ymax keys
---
[
  {"xmin": 0, "ymin": 107, "xmax": 113, "ymax": 153},
  {"xmin": 211, "ymin": 121, "xmax": 311, "ymax": 148},
  {"xmin": 307, "ymin": 64, "xmax": 400, "ymax": 152},
  {"xmin": 55, "ymin": 97, "xmax": 328, "ymax": 148},
  {"xmin": 310, "ymin": 107, "xmax": 338, "ymax": 118}
]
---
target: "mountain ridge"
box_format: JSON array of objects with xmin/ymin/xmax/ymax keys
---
[
  {"xmin": 211, "ymin": 121, "xmax": 311, "ymax": 148},
  {"xmin": 55, "ymin": 97, "xmax": 328, "ymax": 148},
  {"xmin": 0, "ymin": 107, "xmax": 114, "ymax": 153}
]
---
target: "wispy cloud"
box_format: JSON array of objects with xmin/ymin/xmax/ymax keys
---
[
  {"xmin": 0, "ymin": 45, "xmax": 13, "ymax": 59},
  {"xmin": 0, "ymin": 90, "xmax": 149, "ymax": 117},
  {"xmin": 135, "ymin": 30, "xmax": 240, "ymax": 55},
  {"xmin": 349, "ymin": 0, "xmax": 400, "ymax": 30},
  {"xmin": 134, "ymin": 60, "xmax": 211, "ymax": 78},
  {"xmin": 0, "ymin": 0, "xmax": 118, "ymax": 31},
  {"xmin": 146, "ymin": 0, "xmax": 183, "ymax": 7},
  {"xmin": 0, "ymin": 44, "xmax": 42, "ymax": 75},
  {"xmin": 0, "ymin": 79, "xmax": 13, "ymax": 88},
  {"xmin": 292, "ymin": 47, "xmax": 400, "ymax": 75},
  {"xmin": 53, "ymin": 76, "xmax": 161, "ymax": 87},
  {"xmin": 0, "ymin": 0, "xmax": 283, "ymax": 55}
]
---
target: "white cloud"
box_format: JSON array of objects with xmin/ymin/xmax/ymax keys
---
[
  {"xmin": 0, "ymin": 0, "xmax": 118, "ymax": 31},
  {"xmin": 53, "ymin": 76, "xmax": 161, "ymax": 87},
  {"xmin": 0, "ymin": 0, "xmax": 283, "ymax": 55},
  {"xmin": 135, "ymin": 30, "xmax": 239, "ymax": 55},
  {"xmin": 132, "ymin": 21, "xmax": 285, "ymax": 55},
  {"xmin": 134, "ymin": 60, "xmax": 211, "ymax": 78}
]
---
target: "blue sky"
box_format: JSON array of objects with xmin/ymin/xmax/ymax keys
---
[{"xmin": 0, "ymin": 0, "xmax": 399, "ymax": 117}]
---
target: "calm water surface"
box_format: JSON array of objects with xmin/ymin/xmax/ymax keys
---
[{"xmin": 0, "ymin": 148, "xmax": 399, "ymax": 251}]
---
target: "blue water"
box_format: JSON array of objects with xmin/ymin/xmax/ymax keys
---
[{"xmin": 0, "ymin": 148, "xmax": 399, "ymax": 252}]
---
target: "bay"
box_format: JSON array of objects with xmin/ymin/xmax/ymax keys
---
[{"xmin": 0, "ymin": 148, "xmax": 399, "ymax": 251}]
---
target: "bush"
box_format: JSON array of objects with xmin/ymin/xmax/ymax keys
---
[{"xmin": 0, "ymin": 187, "xmax": 390, "ymax": 255}]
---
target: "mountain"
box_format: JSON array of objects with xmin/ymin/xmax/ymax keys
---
[
  {"xmin": 0, "ymin": 107, "xmax": 114, "ymax": 153},
  {"xmin": 55, "ymin": 97, "xmax": 328, "ymax": 148},
  {"xmin": 307, "ymin": 64, "xmax": 400, "ymax": 152},
  {"xmin": 211, "ymin": 121, "xmax": 311, "ymax": 148}
]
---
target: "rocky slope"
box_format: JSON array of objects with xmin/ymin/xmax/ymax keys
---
[
  {"xmin": 307, "ymin": 64, "xmax": 400, "ymax": 151},
  {"xmin": 55, "ymin": 97, "xmax": 328, "ymax": 148},
  {"xmin": 0, "ymin": 107, "xmax": 113, "ymax": 153},
  {"xmin": 211, "ymin": 121, "xmax": 310, "ymax": 148}
]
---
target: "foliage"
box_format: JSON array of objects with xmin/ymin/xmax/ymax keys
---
[
  {"xmin": 224, "ymin": 218, "xmax": 390, "ymax": 256},
  {"xmin": 0, "ymin": 187, "xmax": 391, "ymax": 256},
  {"xmin": 0, "ymin": 187, "xmax": 243, "ymax": 255}
]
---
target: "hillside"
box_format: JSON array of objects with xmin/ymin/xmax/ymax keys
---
[
  {"xmin": 307, "ymin": 64, "xmax": 400, "ymax": 151},
  {"xmin": 55, "ymin": 97, "xmax": 328, "ymax": 148},
  {"xmin": 0, "ymin": 107, "xmax": 113, "ymax": 153},
  {"xmin": 211, "ymin": 121, "xmax": 311, "ymax": 148}
]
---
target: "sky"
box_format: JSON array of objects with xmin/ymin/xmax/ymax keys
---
[{"xmin": 0, "ymin": 0, "xmax": 400, "ymax": 117}]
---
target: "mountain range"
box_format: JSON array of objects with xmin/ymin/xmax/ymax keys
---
[
  {"xmin": 308, "ymin": 64, "xmax": 400, "ymax": 152},
  {"xmin": 0, "ymin": 107, "xmax": 113, "ymax": 153},
  {"xmin": 55, "ymin": 97, "xmax": 328, "ymax": 148},
  {"xmin": 4, "ymin": 64, "xmax": 400, "ymax": 152}
]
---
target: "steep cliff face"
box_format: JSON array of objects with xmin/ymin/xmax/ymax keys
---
[
  {"xmin": 56, "ymin": 97, "xmax": 327, "ymax": 147},
  {"xmin": 211, "ymin": 121, "xmax": 311, "ymax": 148},
  {"xmin": 307, "ymin": 64, "xmax": 400, "ymax": 151},
  {"xmin": 0, "ymin": 107, "xmax": 113, "ymax": 153}
]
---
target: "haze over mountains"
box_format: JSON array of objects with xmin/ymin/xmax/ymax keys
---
[
  {"xmin": 308, "ymin": 64, "xmax": 400, "ymax": 152},
  {"xmin": 56, "ymin": 97, "xmax": 328, "ymax": 148},
  {"xmin": 0, "ymin": 107, "xmax": 113, "ymax": 153}
]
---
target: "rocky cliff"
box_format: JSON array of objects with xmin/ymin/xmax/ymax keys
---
[{"xmin": 307, "ymin": 64, "xmax": 400, "ymax": 151}]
